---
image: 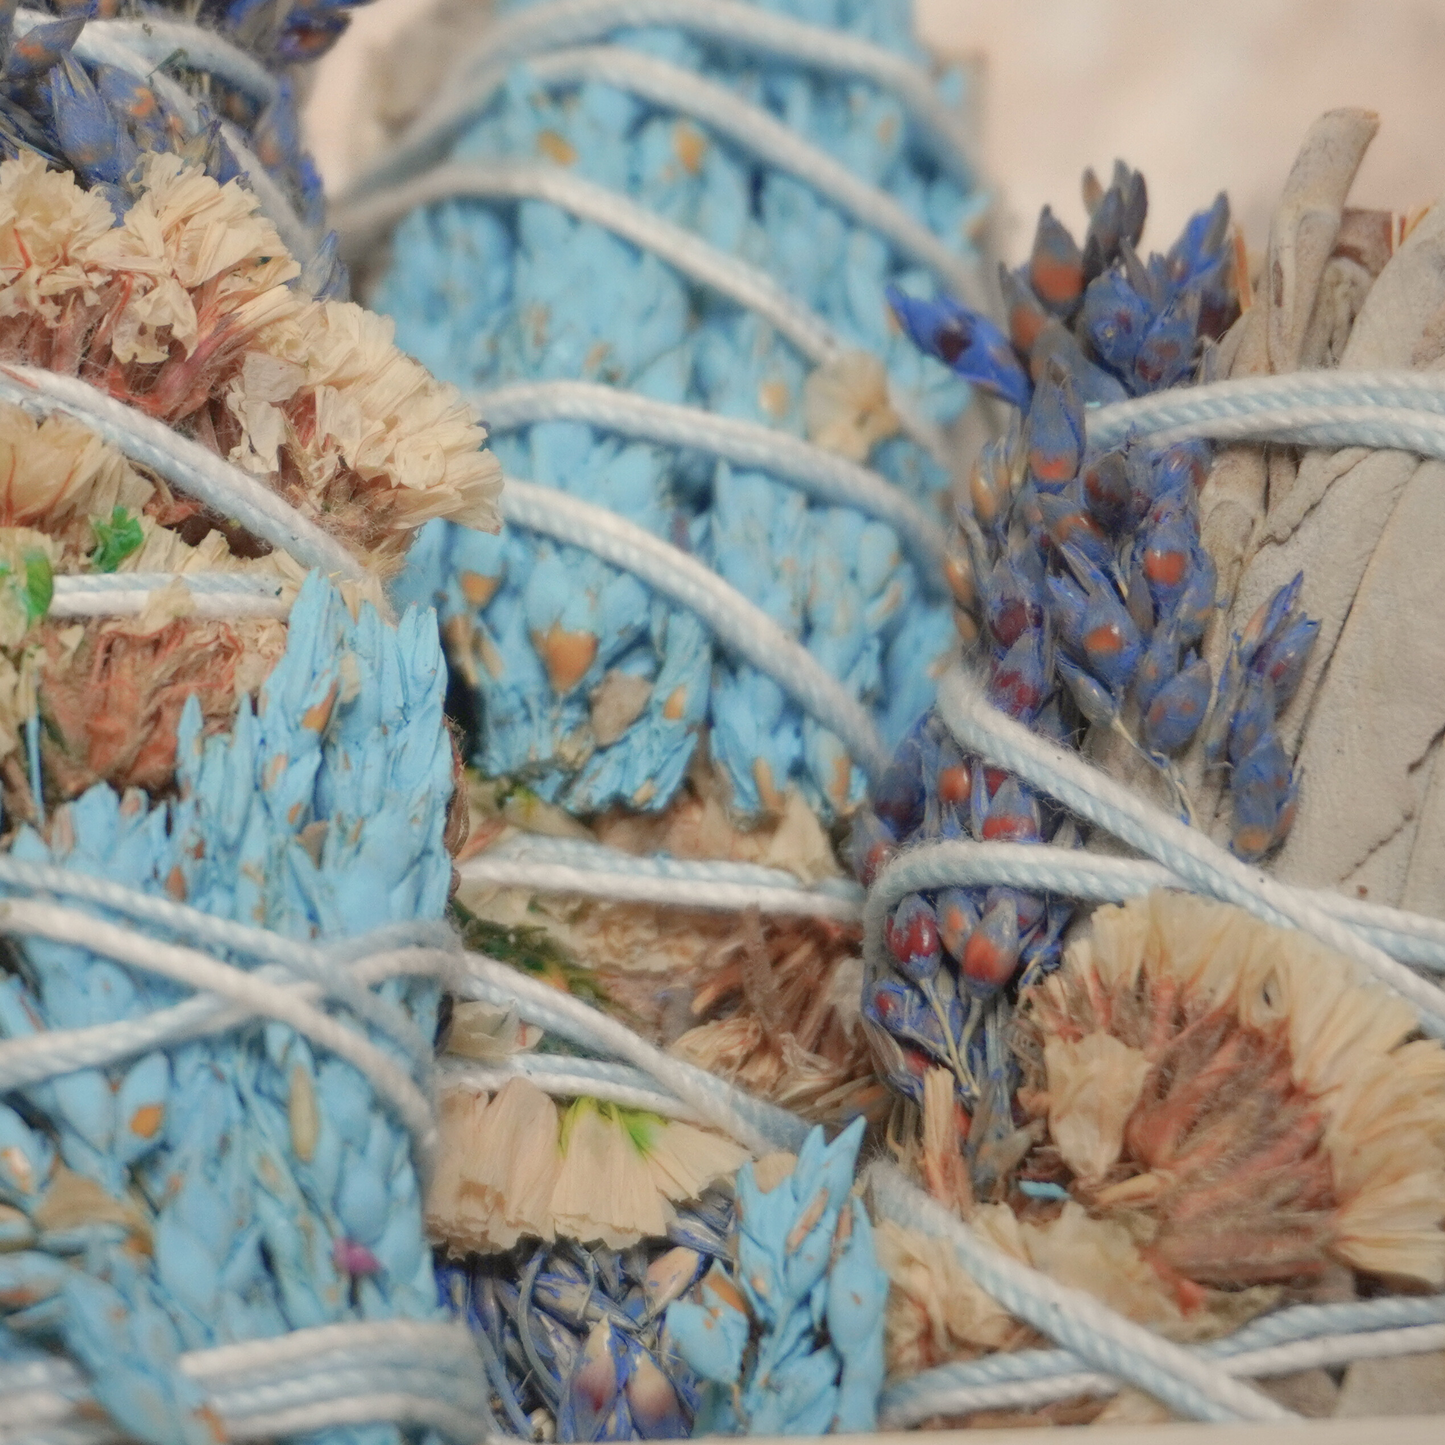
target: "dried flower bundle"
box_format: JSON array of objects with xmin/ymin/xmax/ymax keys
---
[
  {"xmin": 1019, "ymin": 891, "xmax": 1445, "ymax": 1291},
  {"xmin": 666, "ymin": 1119, "xmax": 887, "ymax": 1435},
  {"xmin": 0, "ymin": 576, "xmax": 460, "ymax": 1444},
  {"xmin": 0, "ymin": 152, "xmax": 500, "ymax": 571},
  {"xmin": 456, "ymin": 756, "xmax": 886, "ymax": 1126},
  {"xmin": 0, "ymin": 144, "xmax": 502, "ymax": 825},
  {"xmin": 0, "ymin": 11, "xmax": 510, "ymax": 1440}
]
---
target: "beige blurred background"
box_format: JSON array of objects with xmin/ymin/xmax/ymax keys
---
[{"xmin": 305, "ymin": 0, "xmax": 1445, "ymax": 258}]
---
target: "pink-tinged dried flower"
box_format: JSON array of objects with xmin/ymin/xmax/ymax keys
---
[
  {"xmin": 239, "ymin": 297, "xmax": 503, "ymax": 571},
  {"xmin": 1021, "ymin": 891, "xmax": 1445, "ymax": 1292},
  {"xmin": 0, "ymin": 152, "xmax": 115, "ymax": 322},
  {"xmin": 39, "ymin": 613, "xmax": 247, "ymax": 804},
  {"xmin": 668, "ymin": 911, "xmax": 885, "ymax": 1126},
  {"xmin": 0, "ymin": 154, "xmax": 500, "ymax": 576}
]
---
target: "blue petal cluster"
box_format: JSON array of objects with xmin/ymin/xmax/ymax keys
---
[
  {"xmin": 440, "ymin": 1188, "xmax": 736, "ymax": 1441},
  {"xmin": 378, "ymin": 0, "xmax": 983, "ymax": 820},
  {"xmin": 665, "ymin": 1119, "xmax": 885, "ymax": 1437},
  {"xmin": 1204, "ymin": 572, "xmax": 1317, "ymax": 860},
  {"xmin": 0, "ymin": 4, "xmax": 337, "ymax": 269},
  {"xmin": 855, "ymin": 165, "xmax": 1318, "ymax": 1154},
  {"xmin": 0, "ymin": 576, "xmax": 455, "ymax": 1445}
]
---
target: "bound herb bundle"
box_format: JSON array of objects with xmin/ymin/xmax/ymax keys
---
[{"xmin": 0, "ymin": 10, "xmax": 507, "ymax": 1445}]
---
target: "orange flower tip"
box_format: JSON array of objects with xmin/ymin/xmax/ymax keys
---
[
  {"xmin": 537, "ymin": 130, "xmax": 577, "ymax": 166},
  {"xmin": 1144, "ymin": 550, "xmax": 1188, "ymax": 587},
  {"xmin": 1084, "ymin": 623, "xmax": 1126, "ymax": 656},
  {"xmin": 128, "ymin": 1104, "xmax": 164, "ymax": 1140},
  {"xmin": 532, "ymin": 625, "xmax": 599, "ymax": 694},
  {"xmin": 673, "ymin": 124, "xmax": 708, "ymax": 175},
  {"xmin": 459, "ymin": 571, "xmax": 501, "ymax": 608}
]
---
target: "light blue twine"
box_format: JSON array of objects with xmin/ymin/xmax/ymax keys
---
[
  {"xmin": 880, "ymin": 1296, "xmax": 1445, "ymax": 1426},
  {"xmin": 1088, "ymin": 367, "xmax": 1445, "ymax": 455}
]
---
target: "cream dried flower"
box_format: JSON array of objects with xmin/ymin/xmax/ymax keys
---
[
  {"xmin": 1022, "ymin": 891, "xmax": 1445, "ymax": 1289},
  {"xmin": 428, "ymin": 1080, "xmax": 563, "ymax": 1254},
  {"xmin": 427, "ymin": 1081, "xmax": 747, "ymax": 1255},
  {"xmin": 803, "ymin": 350, "xmax": 901, "ymax": 462},
  {"xmin": 0, "ymin": 153, "xmax": 115, "ymax": 321},
  {"xmin": 443, "ymin": 1001, "xmax": 543, "ymax": 1064},
  {"xmin": 239, "ymin": 298, "xmax": 502, "ymax": 560},
  {"xmin": 0, "ymin": 404, "xmax": 151, "ymax": 536},
  {"xmin": 84, "ymin": 151, "xmax": 300, "ymax": 364}
]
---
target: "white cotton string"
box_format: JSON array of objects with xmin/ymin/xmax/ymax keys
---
[
  {"xmin": 51, "ymin": 573, "xmax": 282, "ymax": 595},
  {"xmin": 0, "ymin": 1300, "xmax": 504, "ymax": 1442},
  {"xmin": 502, "ymin": 476, "xmax": 889, "ymax": 779},
  {"xmin": 880, "ymin": 1296, "xmax": 1445, "ymax": 1427},
  {"xmin": 936, "ymin": 667, "xmax": 1445, "ymax": 1035},
  {"xmin": 474, "ymin": 379, "xmax": 949, "ymax": 591},
  {"xmin": 331, "ymin": 162, "xmax": 950, "ymax": 468},
  {"xmin": 48, "ymin": 573, "xmax": 290, "ymax": 621},
  {"xmin": 439, "ymin": 1055, "xmax": 711, "ymax": 1125},
  {"xmin": 0, "ymin": 947, "xmax": 450, "ymax": 1093},
  {"xmin": 1086, "ymin": 370, "xmax": 1445, "ymax": 465},
  {"xmin": 0, "ymin": 853, "xmax": 456, "ymax": 973},
  {"xmin": 458, "ymin": 846, "xmax": 863, "ymax": 922},
  {"xmin": 1105, "ymin": 403, "xmax": 1445, "ymax": 461},
  {"xmin": 224, "ymin": 1394, "xmax": 489, "ymax": 1443},
  {"xmin": 179, "ymin": 1320, "xmax": 483, "ymax": 1387},
  {"xmin": 433, "ymin": 0, "xmax": 976, "ymax": 185},
  {"xmin": 333, "ymin": 161, "xmax": 836, "ymax": 358},
  {"xmin": 480, "ymin": 831, "xmax": 861, "ymax": 894},
  {"xmin": 864, "ymin": 840, "xmax": 1445, "ymax": 976},
  {"xmin": 349, "ymin": 0, "xmax": 975, "ymax": 202},
  {"xmin": 0, "ymin": 368, "xmax": 364, "ymax": 581},
  {"xmin": 43, "ymin": 13, "xmax": 284, "ymax": 107},
  {"xmin": 0, "ymin": 899, "xmax": 439, "ymax": 1171},
  {"xmin": 881, "ymin": 1323, "xmax": 1445, "ymax": 1425},
  {"xmin": 880, "ymin": 1310, "xmax": 1445, "ymax": 1428},
  {"xmin": 1087, "ymin": 368, "xmax": 1445, "ymax": 451},
  {"xmin": 370, "ymin": 45, "xmax": 983, "ymax": 307},
  {"xmin": 458, "ymin": 951, "xmax": 811, "ymax": 1152}
]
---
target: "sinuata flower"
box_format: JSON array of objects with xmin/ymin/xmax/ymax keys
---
[{"xmin": 1020, "ymin": 891, "xmax": 1445, "ymax": 1290}]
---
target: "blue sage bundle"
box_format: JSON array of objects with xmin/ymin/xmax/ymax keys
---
[
  {"xmin": 0, "ymin": 12, "xmax": 505, "ymax": 1442},
  {"xmin": 351, "ymin": 0, "xmax": 987, "ymax": 822}
]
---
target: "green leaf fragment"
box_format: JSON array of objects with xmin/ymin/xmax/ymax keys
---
[
  {"xmin": 89, "ymin": 508, "xmax": 145, "ymax": 573},
  {"xmin": 449, "ymin": 899, "xmax": 612, "ymax": 1008},
  {"xmin": 22, "ymin": 552, "xmax": 52, "ymax": 624}
]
